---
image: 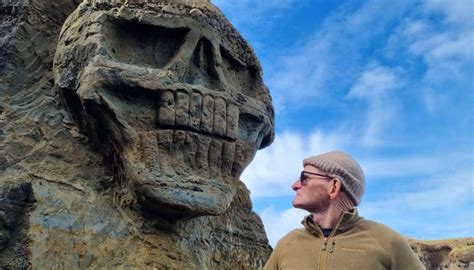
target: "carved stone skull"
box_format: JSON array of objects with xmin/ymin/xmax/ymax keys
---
[{"xmin": 54, "ymin": 0, "xmax": 274, "ymax": 218}]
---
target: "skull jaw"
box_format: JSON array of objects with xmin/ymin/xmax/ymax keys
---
[
  {"xmin": 59, "ymin": 81, "xmax": 254, "ymax": 219},
  {"xmin": 126, "ymin": 159, "xmax": 236, "ymax": 218}
]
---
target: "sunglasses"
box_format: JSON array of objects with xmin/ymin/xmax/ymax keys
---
[{"xmin": 299, "ymin": 171, "xmax": 332, "ymax": 185}]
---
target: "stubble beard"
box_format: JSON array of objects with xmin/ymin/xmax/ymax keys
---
[{"xmin": 293, "ymin": 185, "xmax": 331, "ymax": 214}]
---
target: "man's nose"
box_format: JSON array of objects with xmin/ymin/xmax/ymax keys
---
[{"xmin": 292, "ymin": 179, "xmax": 301, "ymax": 191}]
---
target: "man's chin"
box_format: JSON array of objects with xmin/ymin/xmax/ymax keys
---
[{"xmin": 291, "ymin": 199, "xmax": 303, "ymax": 209}]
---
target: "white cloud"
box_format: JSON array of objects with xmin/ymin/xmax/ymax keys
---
[
  {"xmin": 423, "ymin": 0, "xmax": 474, "ymax": 27},
  {"xmin": 360, "ymin": 152, "xmax": 473, "ymax": 179},
  {"xmin": 386, "ymin": 0, "xmax": 474, "ymax": 113},
  {"xmin": 347, "ymin": 65, "xmax": 400, "ymax": 99},
  {"xmin": 241, "ymin": 130, "xmax": 347, "ymax": 198},
  {"xmin": 347, "ymin": 65, "xmax": 403, "ymax": 147},
  {"xmin": 262, "ymin": 0, "xmax": 415, "ymax": 113},
  {"xmin": 359, "ymin": 169, "xmax": 474, "ymax": 239},
  {"xmin": 260, "ymin": 206, "xmax": 308, "ymax": 247}
]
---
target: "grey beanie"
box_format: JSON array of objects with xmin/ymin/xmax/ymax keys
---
[{"xmin": 303, "ymin": 151, "xmax": 365, "ymax": 205}]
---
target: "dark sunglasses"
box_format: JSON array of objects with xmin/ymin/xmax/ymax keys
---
[{"xmin": 299, "ymin": 171, "xmax": 331, "ymax": 185}]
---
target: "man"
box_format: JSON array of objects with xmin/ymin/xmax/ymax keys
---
[{"xmin": 264, "ymin": 151, "xmax": 425, "ymax": 270}]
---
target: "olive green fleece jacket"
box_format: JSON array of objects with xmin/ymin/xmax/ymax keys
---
[{"xmin": 264, "ymin": 210, "xmax": 425, "ymax": 270}]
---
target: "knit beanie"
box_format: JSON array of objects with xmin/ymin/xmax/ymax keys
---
[{"xmin": 303, "ymin": 151, "xmax": 365, "ymax": 205}]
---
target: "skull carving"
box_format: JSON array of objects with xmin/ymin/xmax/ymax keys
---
[{"xmin": 54, "ymin": 0, "xmax": 274, "ymax": 218}]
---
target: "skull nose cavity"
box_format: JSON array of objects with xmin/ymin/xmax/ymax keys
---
[
  {"xmin": 157, "ymin": 90, "xmax": 239, "ymax": 140},
  {"xmin": 238, "ymin": 112, "xmax": 264, "ymax": 144}
]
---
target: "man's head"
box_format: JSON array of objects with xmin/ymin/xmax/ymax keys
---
[{"xmin": 292, "ymin": 151, "xmax": 365, "ymax": 213}]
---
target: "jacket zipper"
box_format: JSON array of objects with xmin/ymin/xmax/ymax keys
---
[
  {"xmin": 318, "ymin": 238, "xmax": 328, "ymax": 270},
  {"xmin": 318, "ymin": 216, "xmax": 345, "ymax": 270}
]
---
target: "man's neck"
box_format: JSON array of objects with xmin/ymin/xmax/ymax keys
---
[{"xmin": 312, "ymin": 205, "xmax": 343, "ymax": 229}]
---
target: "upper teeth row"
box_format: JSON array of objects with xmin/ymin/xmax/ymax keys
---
[{"xmin": 158, "ymin": 90, "xmax": 239, "ymax": 140}]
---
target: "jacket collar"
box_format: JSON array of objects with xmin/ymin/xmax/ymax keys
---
[{"xmin": 302, "ymin": 208, "xmax": 360, "ymax": 237}]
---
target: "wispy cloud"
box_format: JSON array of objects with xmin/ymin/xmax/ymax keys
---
[
  {"xmin": 260, "ymin": 206, "xmax": 308, "ymax": 247},
  {"xmin": 263, "ymin": 0, "xmax": 472, "ymax": 143},
  {"xmin": 241, "ymin": 129, "xmax": 348, "ymax": 198},
  {"xmin": 212, "ymin": 0, "xmax": 306, "ymax": 30},
  {"xmin": 347, "ymin": 65, "xmax": 403, "ymax": 147},
  {"xmin": 264, "ymin": 0, "xmax": 413, "ymax": 109},
  {"xmin": 359, "ymin": 169, "xmax": 474, "ymax": 239},
  {"xmin": 387, "ymin": 0, "xmax": 474, "ymax": 114},
  {"xmin": 360, "ymin": 152, "xmax": 473, "ymax": 179}
]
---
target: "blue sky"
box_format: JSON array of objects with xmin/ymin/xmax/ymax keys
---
[{"xmin": 212, "ymin": 0, "xmax": 473, "ymax": 246}]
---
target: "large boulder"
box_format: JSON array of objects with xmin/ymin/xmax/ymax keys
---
[{"xmin": 0, "ymin": 0, "xmax": 274, "ymax": 268}]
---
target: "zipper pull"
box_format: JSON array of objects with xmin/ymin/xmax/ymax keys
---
[
  {"xmin": 328, "ymin": 240, "xmax": 335, "ymax": 253},
  {"xmin": 322, "ymin": 239, "xmax": 328, "ymax": 250}
]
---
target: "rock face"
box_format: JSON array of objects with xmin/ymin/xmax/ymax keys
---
[
  {"xmin": 54, "ymin": 0, "xmax": 274, "ymax": 219},
  {"xmin": 410, "ymin": 238, "xmax": 474, "ymax": 270},
  {"xmin": 0, "ymin": 0, "xmax": 274, "ymax": 268}
]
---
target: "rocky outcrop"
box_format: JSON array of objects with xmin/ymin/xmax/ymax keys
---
[
  {"xmin": 410, "ymin": 238, "xmax": 474, "ymax": 270},
  {"xmin": 0, "ymin": 0, "xmax": 273, "ymax": 268}
]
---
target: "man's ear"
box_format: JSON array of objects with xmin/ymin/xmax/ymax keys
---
[{"xmin": 328, "ymin": 179, "xmax": 342, "ymax": 200}]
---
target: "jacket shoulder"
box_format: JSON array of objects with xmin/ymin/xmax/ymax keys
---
[
  {"xmin": 277, "ymin": 228, "xmax": 308, "ymax": 245},
  {"xmin": 357, "ymin": 218, "xmax": 425, "ymax": 269},
  {"xmin": 358, "ymin": 218, "xmax": 404, "ymax": 238}
]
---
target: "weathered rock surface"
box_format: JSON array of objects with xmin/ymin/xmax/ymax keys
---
[
  {"xmin": 1, "ymin": 0, "xmax": 273, "ymax": 268},
  {"xmin": 410, "ymin": 238, "xmax": 474, "ymax": 270}
]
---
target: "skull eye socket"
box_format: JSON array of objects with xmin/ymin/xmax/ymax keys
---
[
  {"xmin": 220, "ymin": 47, "xmax": 261, "ymax": 98},
  {"xmin": 104, "ymin": 18, "xmax": 189, "ymax": 69}
]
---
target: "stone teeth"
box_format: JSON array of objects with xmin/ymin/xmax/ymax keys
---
[
  {"xmin": 158, "ymin": 90, "xmax": 175, "ymax": 126},
  {"xmin": 157, "ymin": 130, "xmax": 173, "ymax": 174},
  {"xmin": 226, "ymin": 103, "xmax": 238, "ymax": 140},
  {"xmin": 140, "ymin": 131, "xmax": 159, "ymax": 172},
  {"xmin": 195, "ymin": 134, "xmax": 211, "ymax": 173},
  {"xmin": 201, "ymin": 95, "xmax": 214, "ymax": 133},
  {"xmin": 157, "ymin": 90, "xmax": 240, "ymax": 140},
  {"xmin": 222, "ymin": 141, "xmax": 235, "ymax": 177},
  {"xmin": 189, "ymin": 92, "xmax": 202, "ymax": 130},
  {"xmin": 213, "ymin": 97, "xmax": 226, "ymax": 137},
  {"xmin": 184, "ymin": 132, "xmax": 199, "ymax": 170},
  {"xmin": 209, "ymin": 140, "xmax": 223, "ymax": 178},
  {"xmin": 172, "ymin": 130, "xmax": 186, "ymax": 166},
  {"xmin": 175, "ymin": 90, "xmax": 190, "ymax": 127},
  {"xmin": 138, "ymin": 130, "xmax": 238, "ymax": 180},
  {"xmin": 232, "ymin": 141, "xmax": 256, "ymax": 179}
]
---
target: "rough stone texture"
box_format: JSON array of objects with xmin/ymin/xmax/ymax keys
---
[
  {"xmin": 0, "ymin": 182, "xmax": 35, "ymax": 269},
  {"xmin": 410, "ymin": 238, "xmax": 474, "ymax": 270},
  {"xmin": 0, "ymin": 0, "xmax": 273, "ymax": 268}
]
